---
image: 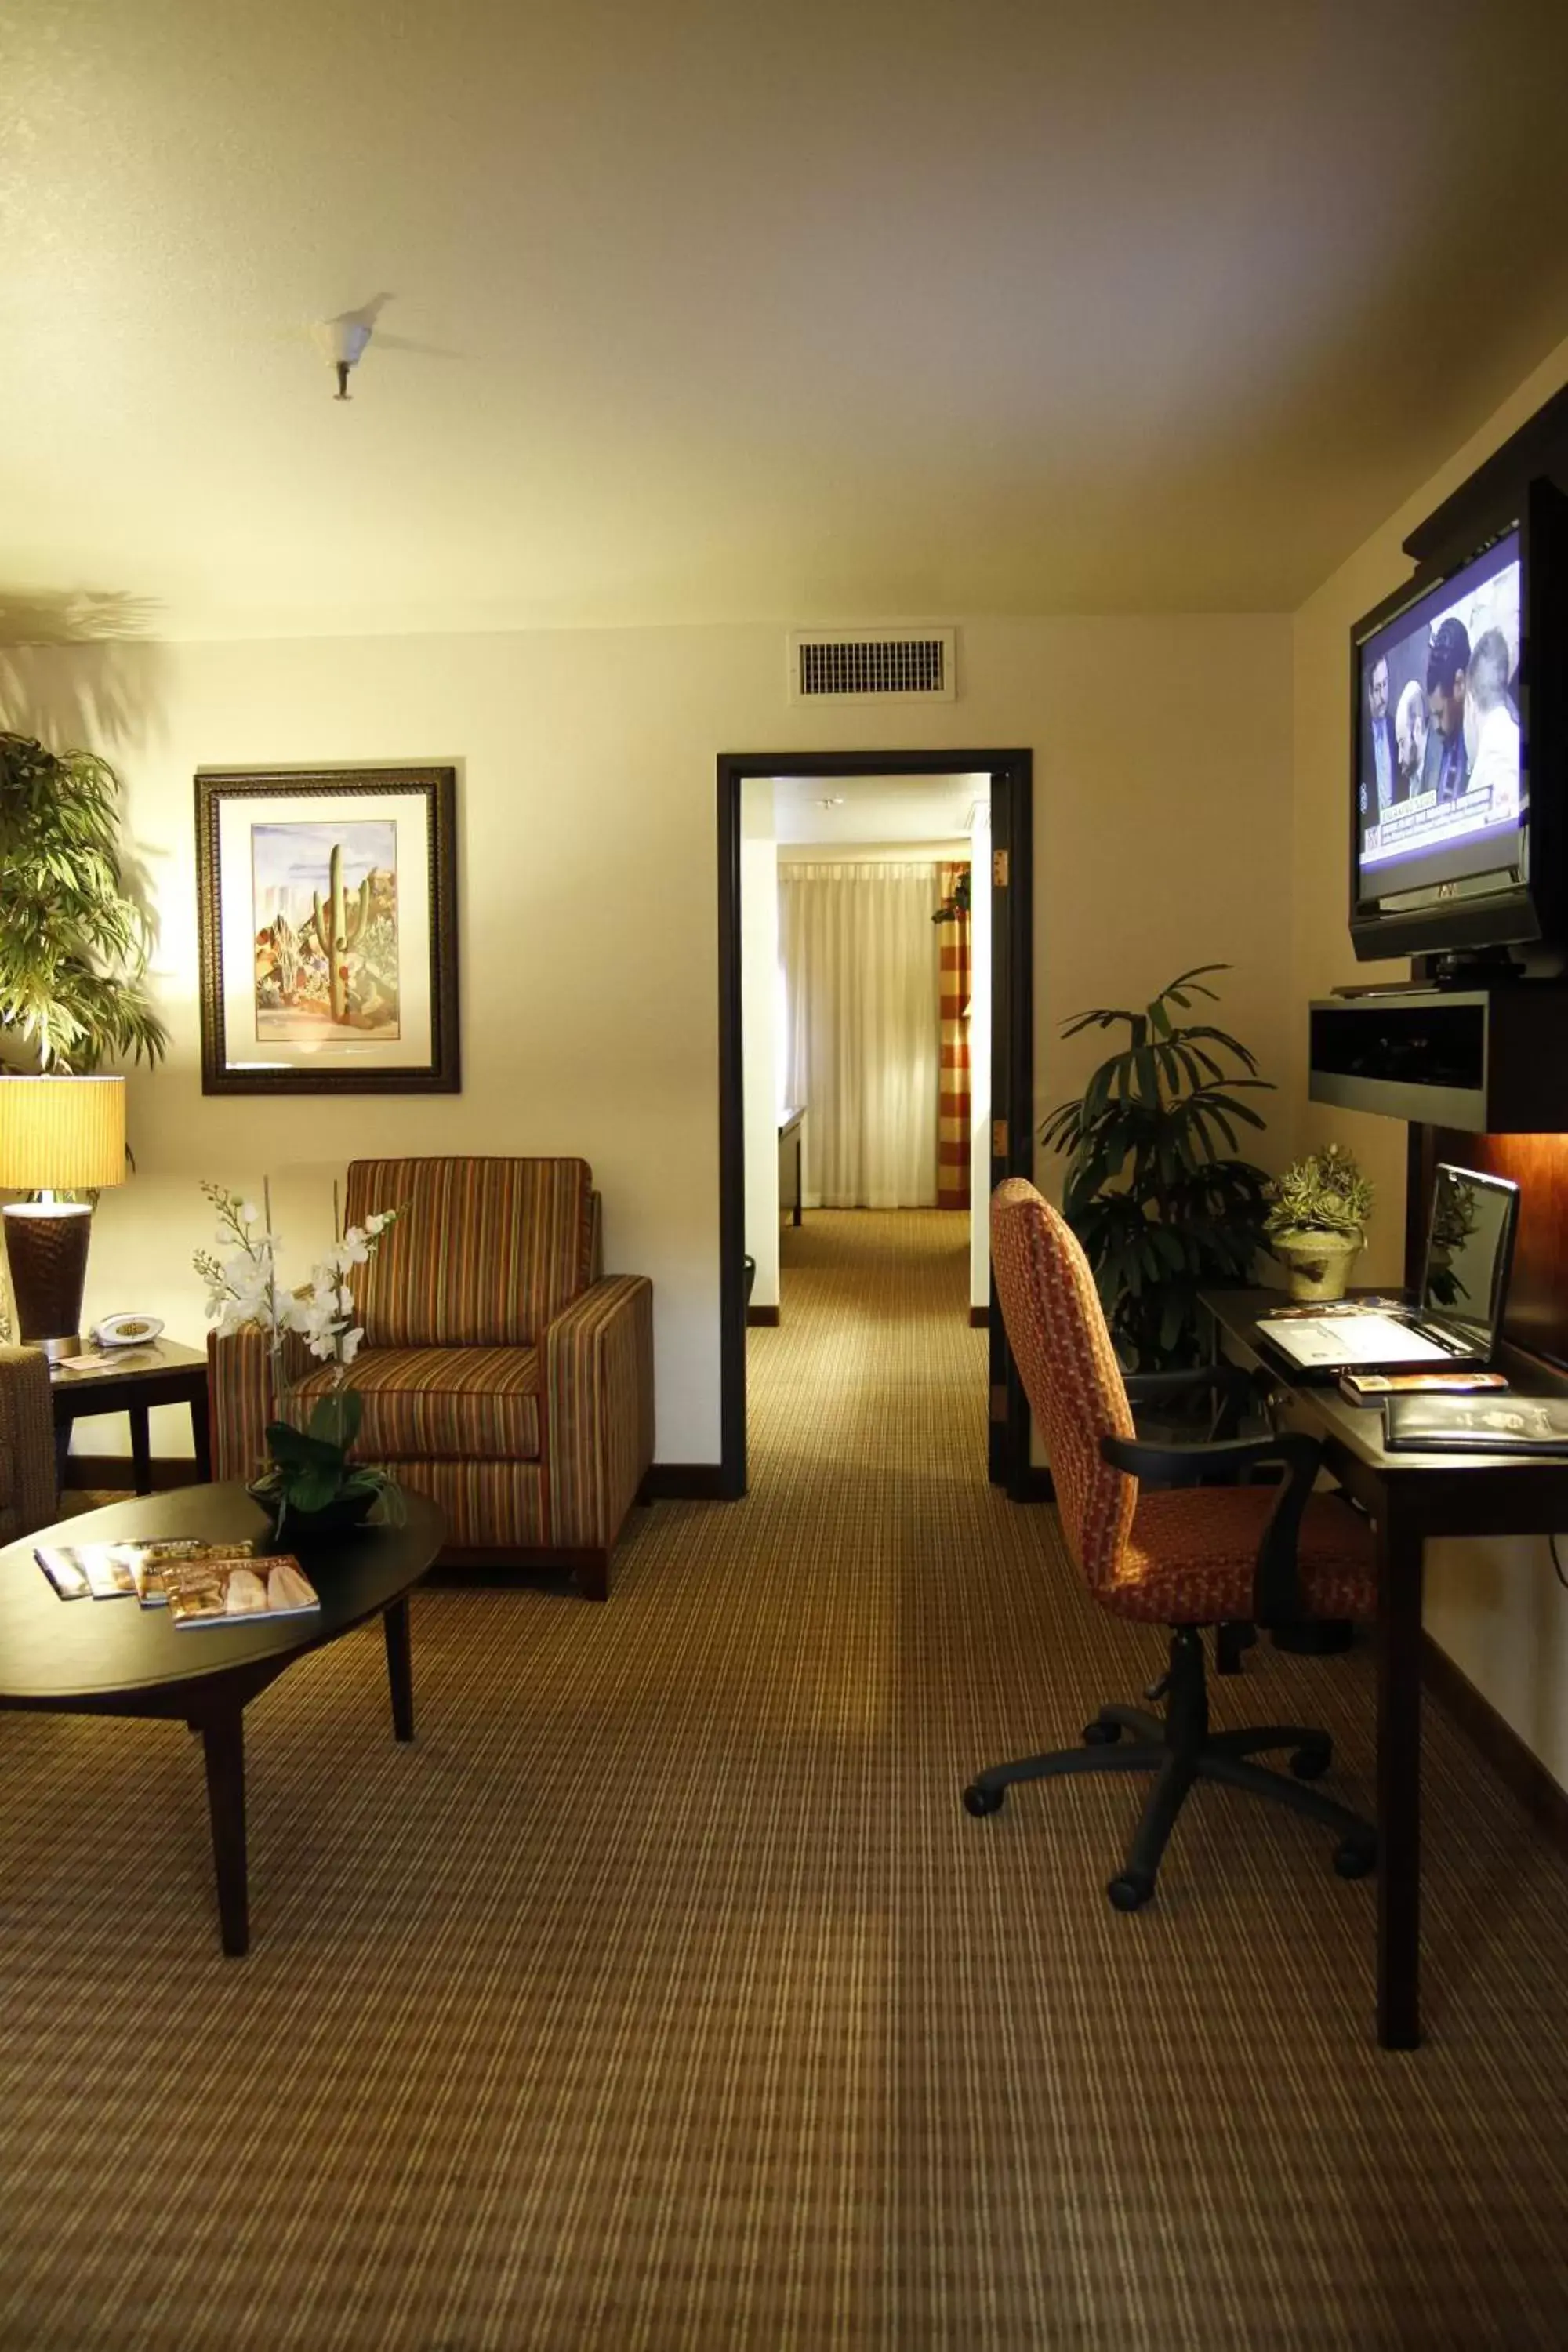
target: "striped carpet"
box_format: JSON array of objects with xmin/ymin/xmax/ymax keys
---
[{"xmin": 4, "ymin": 1209, "xmax": 1568, "ymax": 2349}]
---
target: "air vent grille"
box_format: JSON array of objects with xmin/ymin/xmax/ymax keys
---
[{"xmin": 787, "ymin": 628, "xmax": 956, "ymax": 702}]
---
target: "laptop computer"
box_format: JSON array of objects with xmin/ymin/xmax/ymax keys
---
[{"xmin": 1257, "ymin": 1163, "xmax": 1520, "ymax": 1376}]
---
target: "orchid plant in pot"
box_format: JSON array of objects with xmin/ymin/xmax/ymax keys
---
[{"xmin": 194, "ymin": 1181, "xmax": 404, "ymax": 1537}]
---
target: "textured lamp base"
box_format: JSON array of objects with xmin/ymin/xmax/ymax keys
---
[{"xmin": 2, "ymin": 1202, "xmax": 92, "ymax": 1363}]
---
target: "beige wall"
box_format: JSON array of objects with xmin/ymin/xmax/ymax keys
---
[
  {"xmin": 2, "ymin": 610, "xmax": 1294, "ymax": 1465},
  {"xmin": 1291, "ymin": 328, "xmax": 1568, "ymax": 1787}
]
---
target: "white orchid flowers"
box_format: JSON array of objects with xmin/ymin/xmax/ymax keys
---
[{"xmin": 193, "ymin": 1183, "xmax": 401, "ymax": 1374}]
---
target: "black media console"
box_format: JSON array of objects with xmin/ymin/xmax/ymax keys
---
[{"xmin": 1308, "ymin": 985, "xmax": 1568, "ymax": 1131}]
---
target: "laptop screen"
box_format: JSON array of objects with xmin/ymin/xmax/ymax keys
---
[{"xmin": 1418, "ymin": 1164, "xmax": 1520, "ymax": 1352}]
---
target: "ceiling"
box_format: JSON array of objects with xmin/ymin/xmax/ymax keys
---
[
  {"xmin": 773, "ymin": 774, "xmax": 982, "ymax": 847},
  {"xmin": 6, "ymin": 0, "xmax": 1568, "ymax": 641}
]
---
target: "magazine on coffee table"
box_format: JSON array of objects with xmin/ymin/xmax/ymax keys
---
[
  {"xmin": 33, "ymin": 1537, "xmax": 261, "ymax": 1606},
  {"xmin": 160, "ymin": 1552, "xmax": 319, "ymax": 1628}
]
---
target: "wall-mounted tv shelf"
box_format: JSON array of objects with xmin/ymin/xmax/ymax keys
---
[{"xmin": 1309, "ymin": 987, "xmax": 1568, "ymax": 1132}]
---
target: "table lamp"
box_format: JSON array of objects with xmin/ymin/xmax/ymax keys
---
[{"xmin": 0, "ymin": 1076, "xmax": 126, "ymax": 1364}]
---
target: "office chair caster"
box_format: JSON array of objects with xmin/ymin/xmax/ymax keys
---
[
  {"xmin": 1290, "ymin": 1740, "xmax": 1332, "ymax": 1781},
  {"xmin": 1082, "ymin": 1719, "xmax": 1122, "ymax": 1744},
  {"xmin": 963, "ymin": 1783, "xmax": 1004, "ymax": 1817},
  {"xmin": 1333, "ymin": 1835, "xmax": 1377, "ymax": 1881},
  {"xmin": 1106, "ymin": 1870, "xmax": 1156, "ymax": 1913}
]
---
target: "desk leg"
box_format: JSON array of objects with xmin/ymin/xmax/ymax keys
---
[
  {"xmin": 130, "ymin": 1403, "xmax": 153, "ymax": 1497},
  {"xmin": 1375, "ymin": 1512, "xmax": 1425, "ymax": 2049},
  {"xmin": 383, "ymin": 1597, "xmax": 415, "ymax": 1741},
  {"xmin": 200, "ymin": 1705, "xmax": 249, "ymax": 1957}
]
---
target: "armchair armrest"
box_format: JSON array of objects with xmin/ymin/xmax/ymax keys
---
[
  {"xmin": 544, "ymin": 1276, "xmax": 655, "ymax": 1550},
  {"xmin": 0, "ymin": 1344, "xmax": 56, "ymax": 1537},
  {"xmin": 207, "ymin": 1325, "xmax": 314, "ymax": 1482},
  {"xmin": 1100, "ymin": 1427, "xmax": 1324, "ymax": 1627}
]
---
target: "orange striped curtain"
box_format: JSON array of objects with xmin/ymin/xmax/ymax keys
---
[{"xmin": 937, "ymin": 861, "xmax": 971, "ymax": 1210}]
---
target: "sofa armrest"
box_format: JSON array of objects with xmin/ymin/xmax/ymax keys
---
[
  {"xmin": 0, "ymin": 1345, "xmax": 56, "ymax": 1537},
  {"xmin": 207, "ymin": 1326, "xmax": 314, "ymax": 1481},
  {"xmin": 545, "ymin": 1276, "xmax": 655, "ymax": 1550}
]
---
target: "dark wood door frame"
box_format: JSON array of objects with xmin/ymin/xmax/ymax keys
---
[{"xmin": 717, "ymin": 748, "xmax": 1035, "ymax": 1501}]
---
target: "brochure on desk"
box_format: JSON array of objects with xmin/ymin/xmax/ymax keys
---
[{"xmin": 1383, "ymin": 1395, "xmax": 1568, "ymax": 1455}]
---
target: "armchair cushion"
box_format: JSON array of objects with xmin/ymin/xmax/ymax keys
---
[
  {"xmin": 1116, "ymin": 1486, "xmax": 1375, "ymax": 1625},
  {"xmin": 345, "ymin": 1157, "xmax": 595, "ymax": 1348},
  {"xmin": 291, "ymin": 1346, "xmax": 543, "ymax": 1464}
]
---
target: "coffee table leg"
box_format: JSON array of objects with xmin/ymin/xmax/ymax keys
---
[
  {"xmin": 384, "ymin": 1597, "xmax": 414, "ymax": 1741},
  {"xmin": 201, "ymin": 1705, "xmax": 249, "ymax": 1956}
]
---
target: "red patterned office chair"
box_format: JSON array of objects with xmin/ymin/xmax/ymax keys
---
[{"xmin": 965, "ymin": 1178, "xmax": 1378, "ymax": 1911}]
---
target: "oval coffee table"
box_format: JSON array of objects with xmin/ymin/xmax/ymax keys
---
[{"xmin": 0, "ymin": 1483, "xmax": 443, "ymax": 1955}]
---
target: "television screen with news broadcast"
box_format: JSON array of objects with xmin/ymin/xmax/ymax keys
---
[{"xmin": 1355, "ymin": 530, "xmax": 1522, "ymax": 907}]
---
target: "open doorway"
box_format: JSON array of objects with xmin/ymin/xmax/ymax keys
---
[{"xmin": 717, "ymin": 748, "xmax": 1034, "ymax": 1502}]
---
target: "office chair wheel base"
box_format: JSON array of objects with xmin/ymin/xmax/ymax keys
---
[
  {"xmin": 1290, "ymin": 1744, "xmax": 1331, "ymax": 1781},
  {"xmin": 1332, "ymin": 1836, "xmax": 1376, "ymax": 1881},
  {"xmin": 963, "ymin": 1783, "xmax": 1004, "ymax": 1817},
  {"xmin": 1082, "ymin": 1719, "xmax": 1122, "ymax": 1745},
  {"xmin": 1106, "ymin": 1870, "xmax": 1156, "ymax": 1913}
]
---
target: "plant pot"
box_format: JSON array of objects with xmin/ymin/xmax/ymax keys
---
[
  {"xmin": 1272, "ymin": 1228, "xmax": 1363, "ymax": 1302},
  {"xmin": 245, "ymin": 1479, "xmax": 379, "ymax": 1546}
]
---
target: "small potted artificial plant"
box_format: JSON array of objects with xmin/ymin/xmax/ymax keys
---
[{"xmin": 1265, "ymin": 1143, "xmax": 1374, "ymax": 1301}]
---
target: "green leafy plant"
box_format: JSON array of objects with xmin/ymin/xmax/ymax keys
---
[
  {"xmin": 1265, "ymin": 1145, "xmax": 1373, "ymax": 1240},
  {"xmin": 1040, "ymin": 964, "xmax": 1274, "ymax": 1370},
  {"xmin": 246, "ymin": 1388, "xmax": 402, "ymax": 1534},
  {"xmin": 0, "ymin": 732, "xmax": 168, "ymax": 1071},
  {"xmin": 932, "ymin": 867, "xmax": 971, "ymax": 925}
]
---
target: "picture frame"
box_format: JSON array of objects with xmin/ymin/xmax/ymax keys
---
[{"xmin": 195, "ymin": 765, "xmax": 460, "ymax": 1095}]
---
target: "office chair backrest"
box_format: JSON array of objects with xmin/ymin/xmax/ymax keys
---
[{"xmin": 991, "ymin": 1178, "xmax": 1138, "ymax": 1590}]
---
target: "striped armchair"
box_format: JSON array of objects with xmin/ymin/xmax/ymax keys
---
[
  {"xmin": 0, "ymin": 1344, "xmax": 56, "ymax": 1546},
  {"xmin": 209, "ymin": 1158, "xmax": 655, "ymax": 1599}
]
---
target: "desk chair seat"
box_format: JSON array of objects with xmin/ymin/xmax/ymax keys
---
[
  {"xmin": 1117, "ymin": 1487, "xmax": 1376, "ymax": 1624},
  {"xmin": 966, "ymin": 1178, "xmax": 1377, "ymax": 1914}
]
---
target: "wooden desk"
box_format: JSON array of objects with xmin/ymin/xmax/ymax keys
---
[{"xmin": 1204, "ymin": 1288, "xmax": 1568, "ymax": 2050}]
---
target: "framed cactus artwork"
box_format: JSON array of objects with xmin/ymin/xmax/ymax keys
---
[{"xmin": 195, "ymin": 765, "xmax": 459, "ymax": 1094}]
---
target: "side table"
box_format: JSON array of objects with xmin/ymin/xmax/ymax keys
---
[{"xmin": 51, "ymin": 1339, "xmax": 211, "ymax": 1497}]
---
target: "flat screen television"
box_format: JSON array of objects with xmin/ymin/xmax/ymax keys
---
[{"xmin": 1349, "ymin": 477, "xmax": 1568, "ymax": 963}]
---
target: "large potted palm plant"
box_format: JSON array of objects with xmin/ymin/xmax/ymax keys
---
[
  {"xmin": 1040, "ymin": 965, "xmax": 1272, "ymax": 1370},
  {"xmin": 0, "ymin": 732, "xmax": 168, "ymax": 1073},
  {"xmin": 0, "ymin": 731, "xmax": 166, "ymax": 1342}
]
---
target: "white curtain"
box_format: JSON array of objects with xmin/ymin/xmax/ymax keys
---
[{"xmin": 779, "ymin": 862, "xmax": 942, "ymax": 1208}]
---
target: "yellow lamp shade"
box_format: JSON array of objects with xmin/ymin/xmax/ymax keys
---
[{"xmin": 0, "ymin": 1076, "xmax": 126, "ymax": 1191}]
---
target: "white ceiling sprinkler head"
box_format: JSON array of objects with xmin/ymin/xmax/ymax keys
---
[{"xmin": 315, "ymin": 315, "xmax": 374, "ymax": 401}]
